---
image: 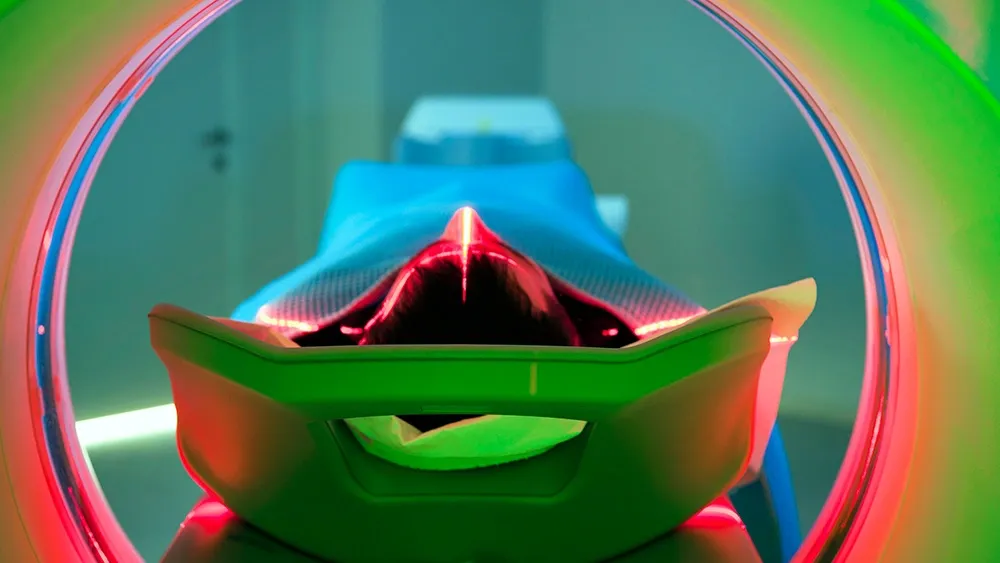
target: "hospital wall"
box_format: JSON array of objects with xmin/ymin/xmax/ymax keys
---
[
  {"xmin": 66, "ymin": 0, "xmax": 552, "ymax": 422},
  {"xmin": 380, "ymin": 0, "xmax": 546, "ymax": 151},
  {"xmin": 538, "ymin": 0, "xmax": 1000, "ymax": 424},
  {"xmin": 66, "ymin": 0, "xmax": 998, "ymax": 427},
  {"xmin": 541, "ymin": 0, "xmax": 867, "ymax": 423},
  {"xmin": 65, "ymin": 1, "xmax": 386, "ymax": 420}
]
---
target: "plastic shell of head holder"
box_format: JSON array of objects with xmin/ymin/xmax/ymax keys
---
[{"xmin": 149, "ymin": 303, "xmax": 774, "ymax": 563}]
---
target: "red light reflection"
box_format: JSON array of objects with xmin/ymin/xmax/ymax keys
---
[
  {"xmin": 681, "ymin": 497, "xmax": 746, "ymax": 530},
  {"xmin": 182, "ymin": 497, "xmax": 236, "ymax": 534},
  {"xmin": 359, "ymin": 207, "xmax": 560, "ymax": 341}
]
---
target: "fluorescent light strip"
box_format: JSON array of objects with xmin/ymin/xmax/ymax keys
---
[{"xmin": 75, "ymin": 403, "xmax": 177, "ymax": 449}]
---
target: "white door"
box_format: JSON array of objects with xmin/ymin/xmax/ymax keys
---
[
  {"xmin": 65, "ymin": 11, "xmax": 238, "ymax": 422},
  {"xmin": 66, "ymin": 0, "xmax": 390, "ymax": 421}
]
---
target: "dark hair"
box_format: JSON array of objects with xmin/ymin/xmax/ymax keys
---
[
  {"xmin": 361, "ymin": 252, "xmax": 580, "ymax": 347},
  {"xmin": 361, "ymin": 252, "xmax": 580, "ymax": 431}
]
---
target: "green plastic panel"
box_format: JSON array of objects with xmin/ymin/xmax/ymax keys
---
[{"xmin": 149, "ymin": 303, "xmax": 772, "ymax": 562}]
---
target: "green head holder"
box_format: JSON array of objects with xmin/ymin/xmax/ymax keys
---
[{"xmin": 149, "ymin": 302, "xmax": 774, "ymax": 563}]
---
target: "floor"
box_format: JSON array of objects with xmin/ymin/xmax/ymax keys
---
[{"xmin": 86, "ymin": 414, "xmax": 853, "ymax": 561}]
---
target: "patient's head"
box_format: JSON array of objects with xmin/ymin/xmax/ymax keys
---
[
  {"xmin": 361, "ymin": 248, "xmax": 580, "ymax": 432},
  {"xmin": 361, "ymin": 249, "xmax": 580, "ymax": 347}
]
